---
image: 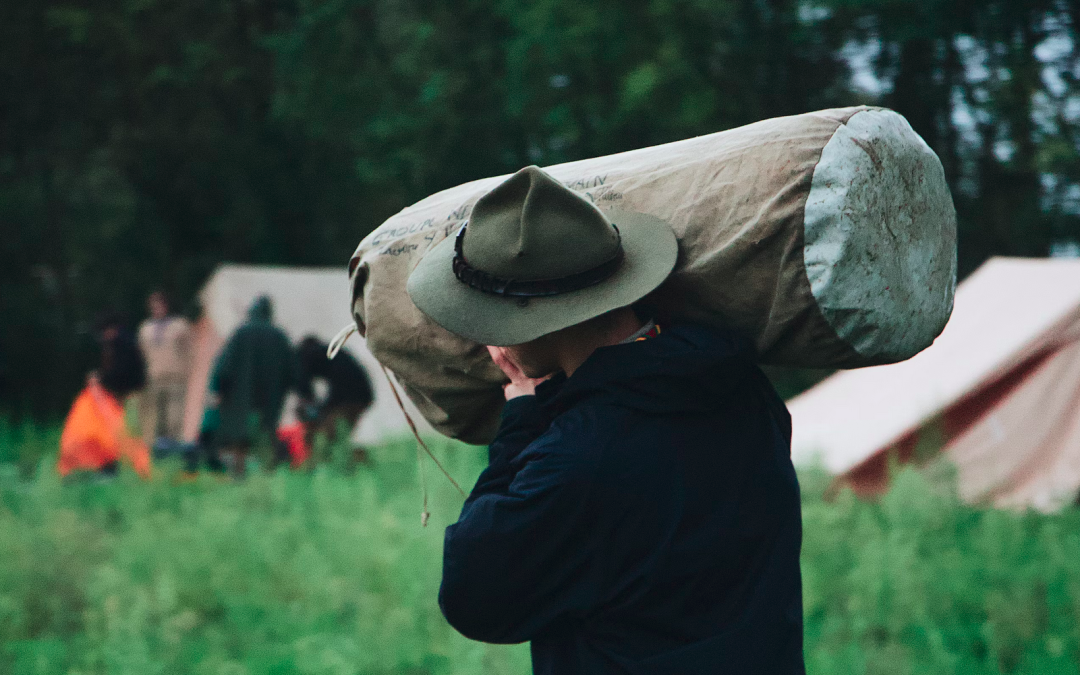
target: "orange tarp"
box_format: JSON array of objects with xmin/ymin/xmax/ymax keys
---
[{"xmin": 58, "ymin": 383, "xmax": 152, "ymax": 478}]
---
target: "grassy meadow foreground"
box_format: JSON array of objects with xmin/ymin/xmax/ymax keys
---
[{"xmin": 2, "ymin": 420, "xmax": 1080, "ymax": 675}]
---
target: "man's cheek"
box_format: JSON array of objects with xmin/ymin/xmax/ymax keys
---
[{"xmin": 504, "ymin": 348, "xmax": 529, "ymax": 371}]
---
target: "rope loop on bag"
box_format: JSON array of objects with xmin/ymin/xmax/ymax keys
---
[{"xmin": 327, "ymin": 323, "xmax": 358, "ymax": 359}]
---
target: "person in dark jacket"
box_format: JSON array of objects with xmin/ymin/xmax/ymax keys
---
[
  {"xmin": 207, "ymin": 296, "xmax": 297, "ymax": 474},
  {"xmin": 94, "ymin": 311, "xmax": 146, "ymax": 401},
  {"xmin": 296, "ymin": 335, "xmax": 374, "ymax": 441},
  {"xmin": 405, "ymin": 166, "xmax": 804, "ymax": 674}
]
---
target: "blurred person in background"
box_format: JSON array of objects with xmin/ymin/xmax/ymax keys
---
[
  {"xmin": 296, "ymin": 336, "xmax": 374, "ymax": 444},
  {"xmin": 94, "ymin": 311, "xmax": 147, "ymax": 404},
  {"xmin": 57, "ymin": 312, "xmax": 150, "ymax": 478},
  {"xmin": 138, "ymin": 291, "xmax": 192, "ymax": 451},
  {"xmin": 204, "ymin": 296, "xmax": 297, "ymax": 476}
]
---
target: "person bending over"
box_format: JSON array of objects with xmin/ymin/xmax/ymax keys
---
[{"xmin": 296, "ymin": 335, "xmax": 374, "ymax": 444}]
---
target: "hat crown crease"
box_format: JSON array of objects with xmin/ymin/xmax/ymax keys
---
[{"xmin": 463, "ymin": 166, "xmax": 620, "ymax": 282}]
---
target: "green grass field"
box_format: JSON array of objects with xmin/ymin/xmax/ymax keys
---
[{"xmin": 2, "ymin": 422, "xmax": 1080, "ymax": 675}]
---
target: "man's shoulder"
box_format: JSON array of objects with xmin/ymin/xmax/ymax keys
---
[
  {"xmin": 527, "ymin": 402, "xmax": 636, "ymax": 466},
  {"xmin": 503, "ymin": 404, "xmax": 627, "ymax": 496}
]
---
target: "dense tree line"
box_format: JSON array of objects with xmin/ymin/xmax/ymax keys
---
[{"xmin": 3, "ymin": 0, "xmax": 1079, "ymax": 415}]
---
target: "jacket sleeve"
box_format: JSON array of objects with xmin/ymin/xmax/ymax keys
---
[
  {"xmin": 278, "ymin": 332, "xmax": 301, "ymax": 394},
  {"xmin": 439, "ymin": 400, "xmax": 604, "ymax": 644},
  {"xmin": 208, "ymin": 337, "xmax": 235, "ymax": 396},
  {"xmin": 487, "ymin": 395, "xmax": 549, "ymax": 462}
]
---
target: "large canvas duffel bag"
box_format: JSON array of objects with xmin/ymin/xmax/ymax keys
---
[{"xmin": 346, "ymin": 106, "xmax": 957, "ymax": 444}]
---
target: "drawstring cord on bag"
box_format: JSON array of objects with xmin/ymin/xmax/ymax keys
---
[
  {"xmin": 380, "ymin": 365, "xmax": 466, "ymax": 526},
  {"xmin": 327, "ymin": 321, "xmax": 465, "ymax": 526}
]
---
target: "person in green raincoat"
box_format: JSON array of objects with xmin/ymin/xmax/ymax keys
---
[{"xmin": 202, "ymin": 296, "xmax": 298, "ymax": 474}]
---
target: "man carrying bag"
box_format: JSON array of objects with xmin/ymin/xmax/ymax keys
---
[{"xmin": 408, "ymin": 166, "xmax": 804, "ymax": 674}]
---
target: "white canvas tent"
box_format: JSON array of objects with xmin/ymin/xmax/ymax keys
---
[
  {"xmin": 789, "ymin": 257, "xmax": 1080, "ymax": 511},
  {"xmin": 181, "ymin": 264, "xmax": 432, "ymax": 445}
]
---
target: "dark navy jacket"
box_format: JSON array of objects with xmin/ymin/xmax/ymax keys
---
[{"xmin": 440, "ymin": 325, "xmax": 804, "ymax": 674}]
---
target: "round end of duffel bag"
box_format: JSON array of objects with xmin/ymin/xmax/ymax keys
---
[{"xmin": 803, "ymin": 108, "xmax": 957, "ymax": 365}]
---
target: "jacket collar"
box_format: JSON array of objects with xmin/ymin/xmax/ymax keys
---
[{"xmin": 535, "ymin": 324, "xmax": 755, "ymax": 417}]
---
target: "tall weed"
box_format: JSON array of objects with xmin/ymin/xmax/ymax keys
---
[{"xmin": 802, "ymin": 468, "xmax": 1080, "ymax": 674}]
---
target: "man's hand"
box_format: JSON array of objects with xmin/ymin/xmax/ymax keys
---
[{"xmin": 487, "ymin": 346, "xmax": 550, "ymax": 400}]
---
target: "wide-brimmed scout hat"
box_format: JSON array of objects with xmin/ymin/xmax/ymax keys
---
[{"xmin": 406, "ymin": 165, "xmax": 678, "ymax": 346}]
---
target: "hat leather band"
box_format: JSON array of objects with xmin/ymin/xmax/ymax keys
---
[{"xmin": 452, "ymin": 223, "xmax": 624, "ymax": 298}]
